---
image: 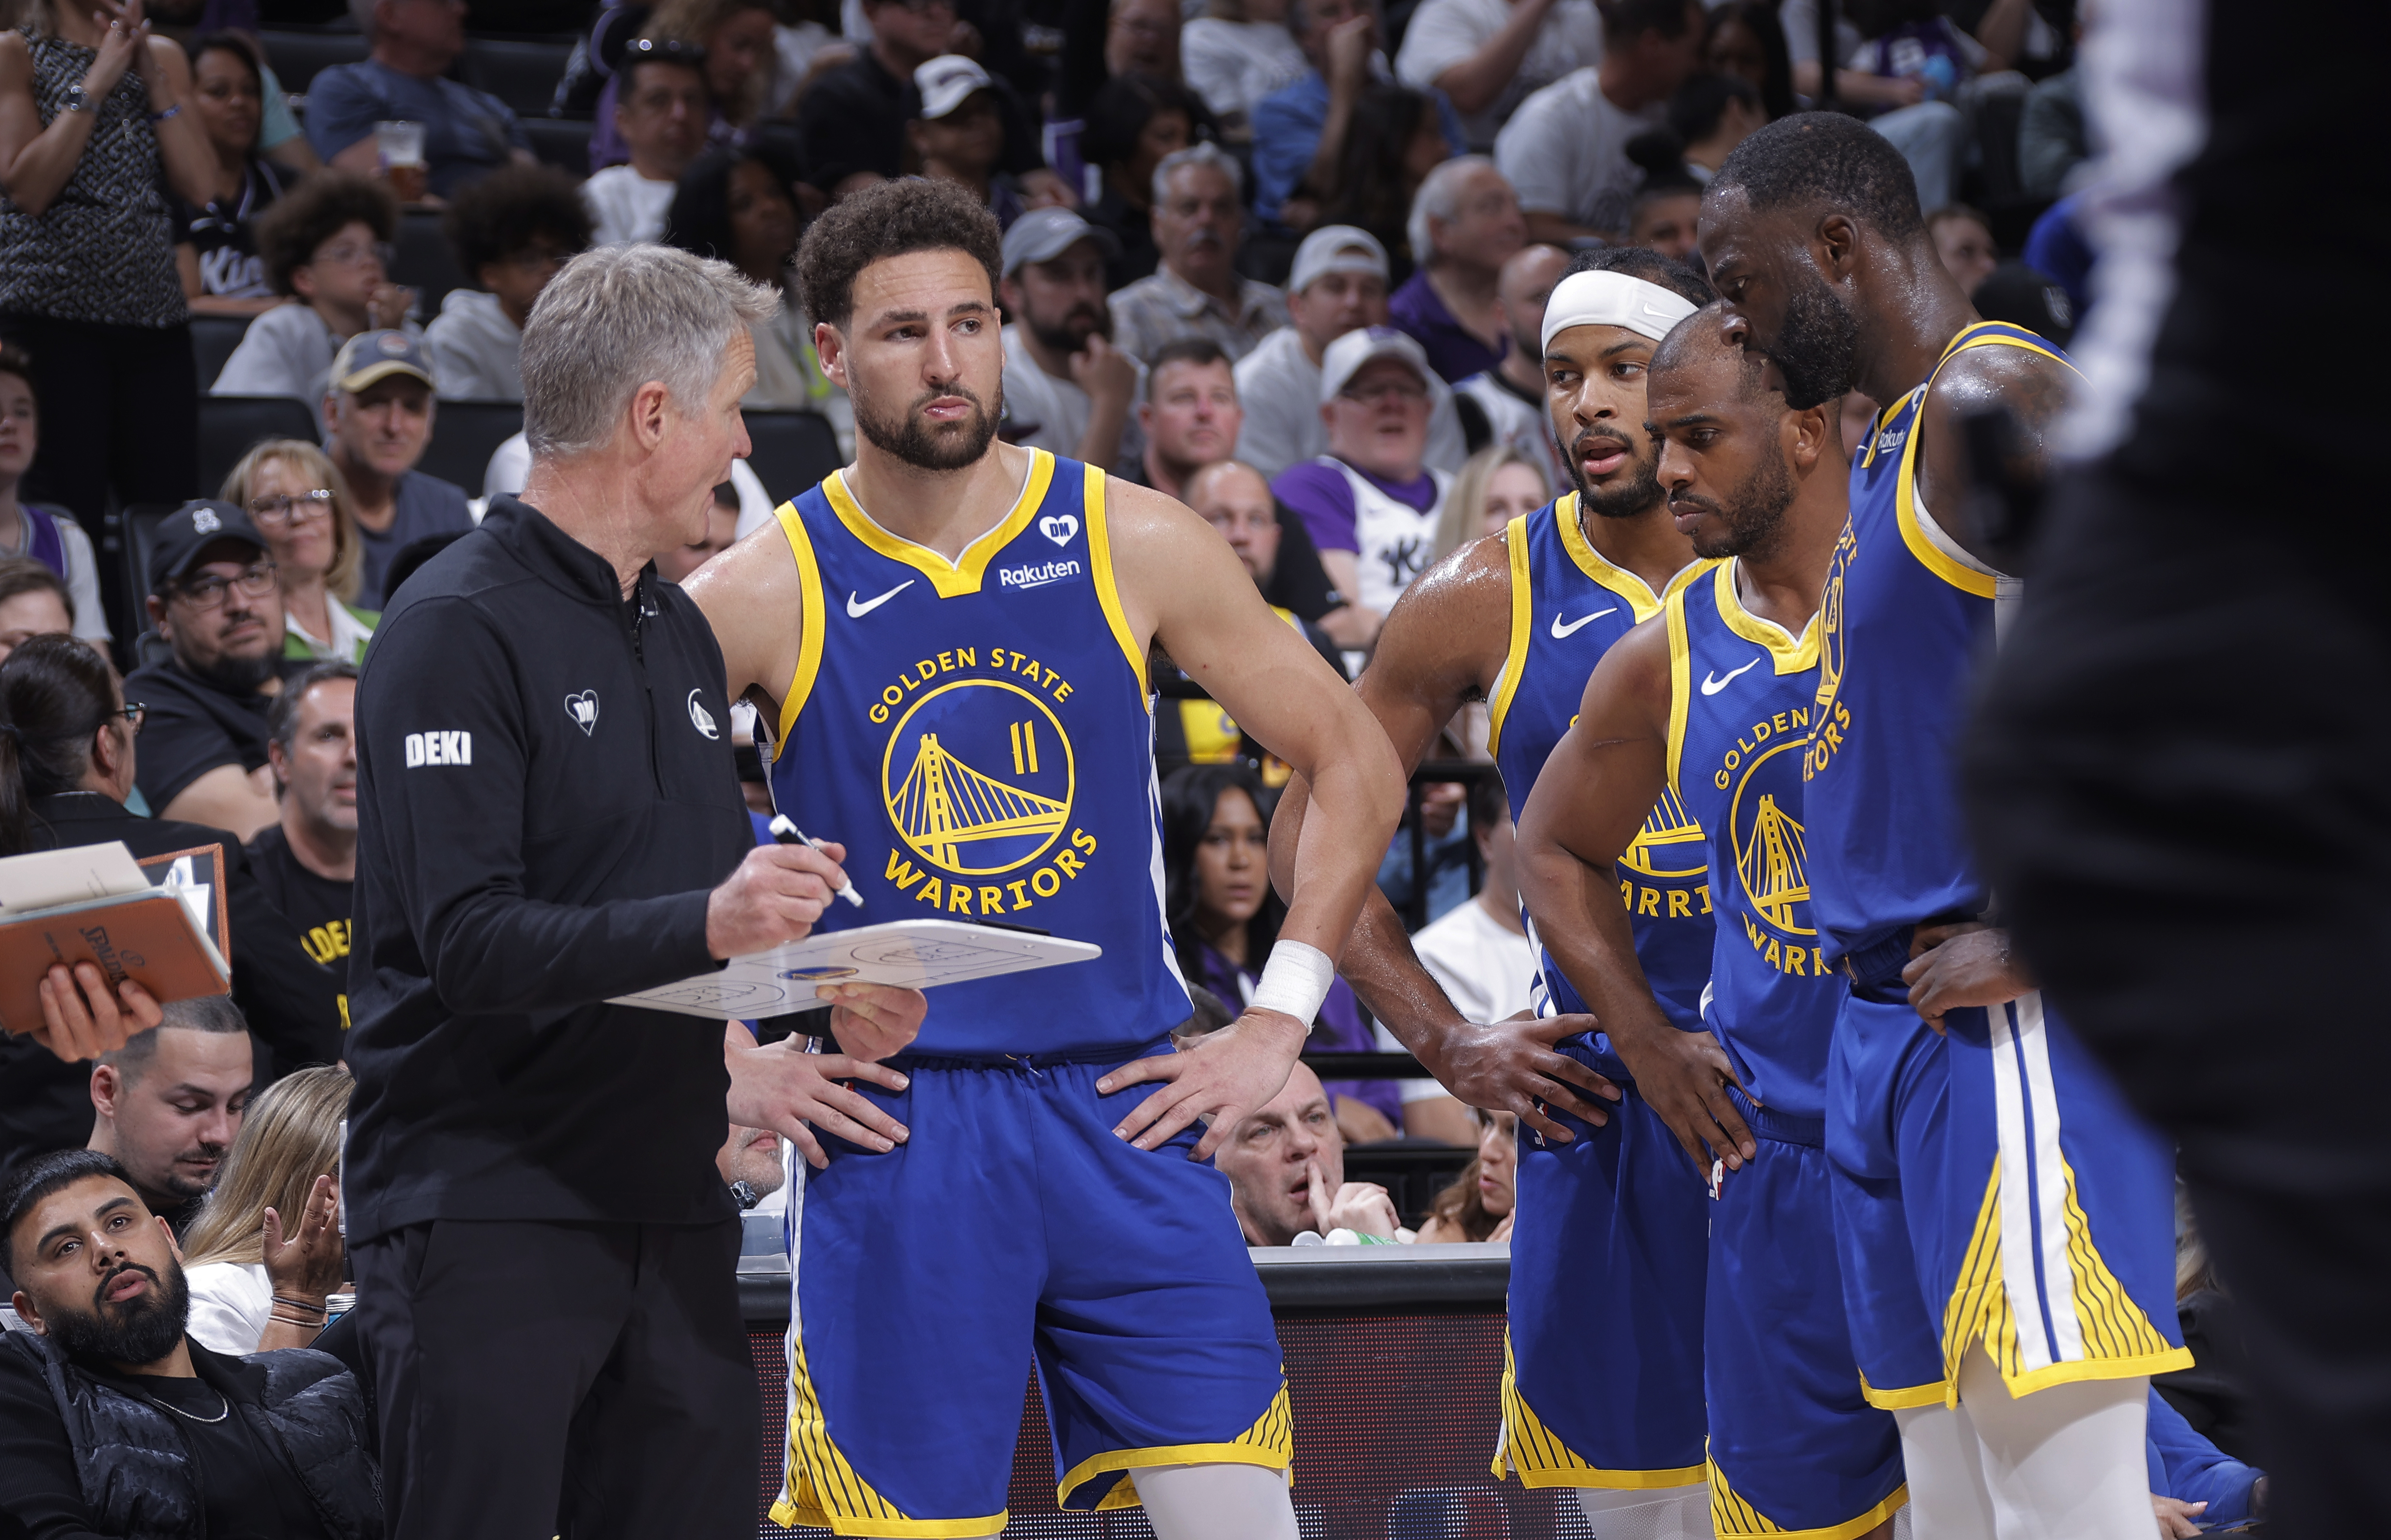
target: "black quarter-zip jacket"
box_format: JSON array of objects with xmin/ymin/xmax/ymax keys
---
[{"xmin": 345, "ymin": 495, "xmax": 753, "ymax": 1242}]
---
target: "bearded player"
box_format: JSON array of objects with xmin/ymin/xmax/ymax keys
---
[
  {"xmin": 686, "ymin": 180, "xmax": 1404, "ymax": 1539},
  {"xmin": 1273, "ymin": 246, "xmax": 1727, "ymax": 1538},
  {"xmin": 1695, "ymin": 113, "xmax": 2190, "ymax": 1538},
  {"xmin": 1516, "ymin": 309, "xmax": 1904, "ymax": 1540}
]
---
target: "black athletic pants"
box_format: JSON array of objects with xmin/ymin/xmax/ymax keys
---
[
  {"xmin": 0, "ymin": 311, "xmax": 200, "ymax": 638},
  {"xmin": 352, "ymin": 1217, "xmax": 761, "ymax": 1540},
  {"xmin": 1968, "ymin": 461, "xmax": 2391, "ymax": 1536}
]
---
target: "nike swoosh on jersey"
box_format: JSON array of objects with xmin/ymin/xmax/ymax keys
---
[
  {"xmin": 845, "ymin": 580, "xmax": 914, "ymax": 619},
  {"xmin": 1550, "ymin": 607, "xmax": 1617, "ymax": 639},
  {"xmin": 1700, "ymin": 658, "xmax": 1762, "ymax": 695}
]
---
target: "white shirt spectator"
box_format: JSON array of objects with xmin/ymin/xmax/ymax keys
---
[
  {"xmin": 422, "ymin": 289, "xmax": 522, "ymax": 401},
  {"xmin": 183, "ymin": 1261, "xmax": 272, "ymax": 1355},
  {"xmin": 1182, "ymin": 17, "xmax": 1308, "ymax": 123},
  {"xmin": 582, "ymin": 163, "xmax": 680, "ymax": 248},
  {"xmin": 999, "ymin": 323, "xmax": 1147, "ymax": 476},
  {"xmin": 1493, "ymin": 67, "xmax": 1665, "ymax": 237},
  {"xmin": 211, "ymin": 303, "xmax": 426, "ymax": 402},
  {"xmin": 1371, "ymin": 890, "xmax": 1535, "ymax": 1103},
  {"xmin": 1395, "ymin": 0, "xmax": 1603, "ymax": 149},
  {"xmin": 1232, "ymin": 324, "xmax": 1468, "ymax": 481}
]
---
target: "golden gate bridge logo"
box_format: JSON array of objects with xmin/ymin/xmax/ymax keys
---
[
  {"xmin": 1617, "ymin": 784, "xmax": 1707, "ymax": 882},
  {"xmin": 881, "ymin": 679, "xmax": 1075, "ymax": 876},
  {"xmin": 1730, "ymin": 741, "xmax": 1814, "ymax": 936}
]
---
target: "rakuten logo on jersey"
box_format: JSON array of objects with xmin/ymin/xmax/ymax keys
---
[
  {"xmin": 404, "ymin": 731, "xmax": 473, "ymax": 766},
  {"xmin": 998, "ymin": 559, "xmax": 1083, "ymax": 590}
]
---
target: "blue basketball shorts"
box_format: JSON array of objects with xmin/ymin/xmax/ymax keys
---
[
  {"xmin": 1497, "ymin": 1035, "xmax": 1709, "ymax": 1490},
  {"xmin": 1825, "ymin": 989, "xmax": 2192, "ymax": 1409},
  {"xmin": 768, "ymin": 1048, "xmax": 1290, "ymax": 1537},
  {"xmin": 1706, "ymin": 1089, "xmax": 1906, "ymax": 1540}
]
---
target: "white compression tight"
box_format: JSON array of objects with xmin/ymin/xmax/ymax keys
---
[
  {"xmin": 1128, "ymin": 1463, "xmax": 1299, "ymax": 1540},
  {"xmin": 1892, "ymin": 1344, "xmax": 2151, "ymax": 1540},
  {"xmin": 1573, "ymin": 1484, "xmax": 1714, "ymax": 1540}
]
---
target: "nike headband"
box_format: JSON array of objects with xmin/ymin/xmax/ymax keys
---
[{"xmin": 1540, "ymin": 270, "xmax": 1700, "ymax": 354}]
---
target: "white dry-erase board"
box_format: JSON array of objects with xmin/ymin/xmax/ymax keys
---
[{"xmin": 608, "ymin": 919, "xmax": 1102, "ymax": 1020}]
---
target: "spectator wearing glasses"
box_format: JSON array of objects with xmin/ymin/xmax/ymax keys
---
[
  {"xmin": 211, "ymin": 172, "xmax": 418, "ymax": 402},
  {"xmin": 172, "ymin": 32, "xmax": 291, "ymax": 318},
  {"xmin": 583, "ymin": 38, "xmax": 712, "ymax": 248},
  {"xmin": 425, "ymin": 164, "xmax": 593, "ymax": 403},
  {"xmin": 125, "ymin": 500, "xmax": 300, "ymax": 841},
  {"xmin": 0, "ymin": 634, "xmax": 343, "ymax": 1171},
  {"xmin": 319, "ymin": 330, "xmax": 473, "ymax": 609},
  {"xmin": 0, "ymin": 557, "xmax": 74, "ymax": 662},
  {"xmin": 0, "ymin": 345, "xmax": 106, "ymax": 643},
  {"xmin": 1107, "ymin": 143, "xmax": 1290, "ymax": 367},
  {"xmin": 306, "ymin": 0, "xmax": 534, "ymax": 198},
  {"xmin": 219, "ymin": 439, "xmax": 376, "ymax": 664}
]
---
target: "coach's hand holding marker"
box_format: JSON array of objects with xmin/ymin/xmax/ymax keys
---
[
  {"xmin": 770, "ymin": 815, "xmax": 866, "ymax": 907},
  {"xmin": 1099, "ymin": 940, "xmax": 1336, "ymax": 1159},
  {"xmin": 705, "ymin": 836, "xmax": 927, "ymax": 1064}
]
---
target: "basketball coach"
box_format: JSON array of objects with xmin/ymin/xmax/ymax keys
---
[{"xmin": 344, "ymin": 245, "xmax": 928, "ymax": 1538}]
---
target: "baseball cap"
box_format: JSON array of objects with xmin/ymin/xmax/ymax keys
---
[
  {"xmin": 147, "ymin": 501, "xmax": 268, "ymax": 597},
  {"xmin": 1319, "ymin": 326, "xmax": 1435, "ymax": 405},
  {"xmin": 1000, "ymin": 206, "xmax": 1119, "ymax": 278},
  {"xmin": 330, "ymin": 329, "xmax": 435, "ymax": 395},
  {"xmin": 1287, "ymin": 225, "xmax": 1389, "ymax": 296},
  {"xmin": 915, "ymin": 54, "xmax": 995, "ymax": 120}
]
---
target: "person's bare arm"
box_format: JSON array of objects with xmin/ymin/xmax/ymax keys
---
[
  {"xmin": 0, "ymin": 29, "xmax": 111, "ymax": 217},
  {"xmin": 1429, "ymin": 0, "xmax": 1559, "ymax": 116},
  {"xmin": 1070, "ymin": 335, "xmax": 1138, "ymax": 469},
  {"xmin": 1311, "ymin": 548, "xmax": 1385, "ymax": 647},
  {"xmin": 1295, "ymin": 14, "xmax": 1373, "ymax": 205},
  {"xmin": 1273, "ymin": 533, "xmax": 1619, "ymax": 1142},
  {"xmin": 1404, "ymin": 1094, "xmax": 1478, "ymax": 1143},
  {"xmin": 1968, "ymin": 0, "xmax": 2032, "ymax": 72},
  {"xmin": 1512, "ymin": 617, "xmax": 1754, "ymax": 1174},
  {"xmin": 325, "ymin": 136, "xmax": 380, "ymax": 176},
  {"xmin": 137, "ymin": 30, "xmax": 216, "ymax": 207},
  {"xmin": 1791, "ymin": 59, "xmax": 1928, "ymax": 110},
  {"xmin": 161, "ymin": 763, "xmax": 281, "ymax": 842},
  {"xmin": 262, "ymin": 133, "xmax": 321, "ymax": 173},
  {"xmin": 686, "ymin": 513, "xmax": 810, "ymax": 728},
  {"xmin": 1094, "ymin": 479, "xmax": 1407, "ymax": 1158}
]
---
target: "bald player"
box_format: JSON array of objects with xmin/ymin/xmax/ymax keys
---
[
  {"xmin": 1516, "ymin": 307, "xmax": 1902, "ymax": 1539},
  {"xmin": 1696, "ymin": 113, "xmax": 2189, "ymax": 1537},
  {"xmin": 1273, "ymin": 245, "xmax": 1723, "ymax": 1537}
]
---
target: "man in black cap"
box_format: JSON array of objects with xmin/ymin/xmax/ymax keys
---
[{"xmin": 126, "ymin": 501, "xmax": 304, "ymax": 844}]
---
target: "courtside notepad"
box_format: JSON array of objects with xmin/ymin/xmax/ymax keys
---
[
  {"xmin": 0, "ymin": 841, "xmax": 231, "ymax": 1034},
  {"xmin": 609, "ymin": 918, "xmax": 1102, "ymax": 1021}
]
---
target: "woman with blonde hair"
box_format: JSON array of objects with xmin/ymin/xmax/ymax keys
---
[
  {"xmin": 219, "ymin": 437, "xmax": 375, "ymax": 662},
  {"xmin": 181, "ymin": 1064, "xmax": 350, "ymax": 1353},
  {"xmin": 1434, "ymin": 443, "xmax": 1548, "ymax": 564}
]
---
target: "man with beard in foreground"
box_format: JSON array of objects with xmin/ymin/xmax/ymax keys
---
[
  {"xmin": 688, "ymin": 178, "xmax": 1405, "ymax": 1538},
  {"xmin": 1696, "ymin": 112, "xmax": 2188, "ymax": 1538},
  {"xmin": 1514, "ymin": 310, "xmax": 1902, "ymax": 1539},
  {"xmin": 0, "ymin": 1150, "xmax": 379, "ymax": 1538},
  {"xmin": 1270, "ymin": 246, "xmax": 1724, "ymax": 1538}
]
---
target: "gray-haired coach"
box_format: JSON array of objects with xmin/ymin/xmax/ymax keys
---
[{"xmin": 346, "ymin": 245, "xmax": 928, "ymax": 1539}]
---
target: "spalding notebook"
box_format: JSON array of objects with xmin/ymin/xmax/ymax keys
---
[
  {"xmin": 609, "ymin": 918, "xmax": 1101, "ymax": 1021},
  {"xmin": 0, "ymin": 842, "xmax": 231, "ymax": 1035}
]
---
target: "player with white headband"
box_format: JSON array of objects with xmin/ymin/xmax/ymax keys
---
[{"xmin": 1272, "ymin": 247, "xmax": 1728, "ymax": 1538}]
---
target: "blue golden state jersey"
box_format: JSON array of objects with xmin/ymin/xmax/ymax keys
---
[
  {"xmin": 1804, "ymin": 322, "xmax": 2072, "ymax": 964},
  {"xmin": 1486, "ymin": 495, "xmax": 1716, "ymax": 1032},
  {"xmin": 764, "ymin": 449, "xmax": 1192, "ymax": 1058},
  {"xmin": 1665, "ymin": 562, "xmax": 1840, "ymax": 1120}
]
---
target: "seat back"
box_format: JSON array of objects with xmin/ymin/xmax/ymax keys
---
[
  {"xmin": 740, "ymin": 411, "xmax": 842, "ymax": 508},
  {"xmin": 259, "ymin": 27, "xmax": 368, "ymax": 94},
  {"xmin": 189, "ymin": 314, "xmax": 255, "ymax": 393},
  {"xmin": 521, "ymin": 116, "xmax": 595, "ymax": 176},
  {"xmin": 392, "ymin": 209, "xmax": 471, "ymax": 319},
  {"xmin": 198, "ymin": 396, "xmax": 322, "ymax": 502},
  {"xmin": 462, "ymin": 38, "xmax": 578, "ymax": 115},
  {"xmin": 417, "ymin": 400, "xmax": 524, "ymax": 496},
  {"xmin": 116, "ymin": 503, "xmax": 183, "ymax": 668}
]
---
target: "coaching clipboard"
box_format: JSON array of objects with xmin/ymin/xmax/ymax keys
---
[{"xmin": 607, "ymin": 919, "xmax": 1102, "ymax": 1021}]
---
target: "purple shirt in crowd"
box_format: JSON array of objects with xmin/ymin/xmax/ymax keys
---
[
  {"xmin": 1188, "ymin": 940, "xmax": 1404, "ymax": 1133},
  {"xmin": 1389, "ymin": 269, "xmax": 1505, "ymax": 384},
  {"xmin": 1273, "ymin": 457, "xmax": 1441, "ymax": 555}
]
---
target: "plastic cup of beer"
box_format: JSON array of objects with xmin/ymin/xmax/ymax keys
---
[{"xmin": 376, "ymin": 120, "xmax": 427, "ymax": 201}]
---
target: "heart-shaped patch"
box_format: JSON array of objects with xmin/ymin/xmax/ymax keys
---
[
  {"xmin": 1038, "ymin": 513, "xmax": 1080, "ymax": 547},
  {"xmin": 564, "ymin": 690, "xmax": 600, "ymax": 735}
]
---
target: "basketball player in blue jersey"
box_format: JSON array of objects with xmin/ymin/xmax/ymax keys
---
[
  {"xmin": 1517, "ymin": 310, "xmax": 1903, "ymax": 1540},
  {"xmin": 1271, "ymin": 247, "xmax": 1730, "ymax": 1539},
  {"xmin": 684, "ymin": 180, "xmax": 1405, "ymax": 1539},
  {"xmin": 1694, "ymin": 114, "xmax": 2191, "ymax": 1538}
]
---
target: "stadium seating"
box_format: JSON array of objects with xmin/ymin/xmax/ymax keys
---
[
  {"xmin": 189, "ymin": 314, "xmax": 256, "ymax": 395},
  {"xmin": 393, "ymin": 209, "xmax": 471, "ymax": 317},
  {"xmin": 259, "ymin": 26, "xmax": 368, "ymax": 95},
  {"xmin": 198, "ymin": 396, "xmax": 321, "ymax": 503},
  {"xmin": 521, "ymin": 116, "xmax": 598, "ymax": 176},
  {"xmin": 419, "ymin": 400, "xmax": 525, "ymax": 494},
  {"xmin": 740, "ymin": 411, "xmax": 843, "ymax": 507},
  {"xmin": 463, "ymin": 37, "xmax": 580, "ymax": 116}
]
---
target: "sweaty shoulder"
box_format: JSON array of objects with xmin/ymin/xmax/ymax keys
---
[
  {"xmin": 1371, "ymin": 527, "xmax": 1515, "ymax": 689},
  {"xmin": 1915, "ymin": 338, "xmax": 2072, "ymax": 542},
  {"xmin": 686, "ymin": 501, "xmax": 809, "ymax": 701}
]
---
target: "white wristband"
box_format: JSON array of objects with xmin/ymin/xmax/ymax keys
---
[{"xmin": 1248, "ymin": 939, "xmax": 1334, "ymax": 1025}]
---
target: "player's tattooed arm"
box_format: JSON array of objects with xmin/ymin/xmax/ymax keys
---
[
  {"xmin": 1097, "ymin": 479, "xmax": 1409, "ymax": 1159},
  {"xmin": 1279, "ymin": 531, "xmax": 1622, "ymax": 1143},
  {"xmin": 1514, "ymin": 618, "xmax": 1757, "ymax": 1176},
  {"xmin": 1915, "ymin": 344, "xmax": 2072, "ymax": 569}
]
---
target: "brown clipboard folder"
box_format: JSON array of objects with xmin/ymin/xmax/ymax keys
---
[{"xmin": 0, "ymin": 887, "xmax": 232, "ymax": 1037}]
